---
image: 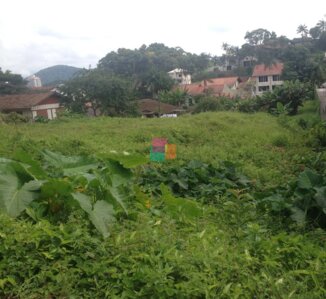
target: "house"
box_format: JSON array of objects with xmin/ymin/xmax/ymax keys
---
[
  {"xmin": 252, "ymin": 63, "xmax": 284, "ymax": 95},
  {"xmin": 167, "ymin": 69, "xmax": 191, "ymax": 85},
  {"xmin": 0, "ymin": 91, "xmax": 62, "ymax": 120},
  {"xmin": 215, "ymin": 56, "xmax": 257, "ymax": 71},
  {"xmin": 177, "ymin": 77, "xmax": 241, "ymax": 98},
  {"xmin": 26, "ymin": 75, "xmax": 42, "ymax": 88},
  {"xmin": 136, "ymin": 99, "xmax": 183, "ymax": 118}
]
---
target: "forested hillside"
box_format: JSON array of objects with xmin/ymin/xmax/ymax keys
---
[{"xmin": 35, "ymin": 65, "xmax": 82, "ymax": 86}]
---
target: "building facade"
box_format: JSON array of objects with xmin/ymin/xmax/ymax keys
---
[
  {"xmin": 0, "ymin": 91, "xmax": 62, "ymax": 120},
  {"xmin": 26, "ymin": 75, "xmax": 42, "ymax": 88},
  {"xmin": 168, "ymin": 69, "xmax": 191, "ymax": 85},
  {"xmin": 252, "ymin": 63, "xmax": 284, "ymax": 95}
]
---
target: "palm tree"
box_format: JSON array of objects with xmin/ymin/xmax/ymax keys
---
[
  {"xmin": 317, "ymin": 19, "xmax": 326, "ymax": 32},
  {"xmin": 297, "ymin": 24, "xmax": 309, "ymax": 38}
]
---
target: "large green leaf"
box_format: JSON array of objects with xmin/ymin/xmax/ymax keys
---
[
  {"xmin": 314, "ymin": 187, "xmax": 326, "ymax": 212},
  {"xmin": 41, "ymin": 179, "xmax": 73, "ymax": 198},
  {"xmin": 42, "ymin": 150, "xmax": 99, "ymax": 176},
  {"xmin": 160, "ymin": 184, "xmax": 202, "ymax": 220},
  {"xmin": 0, "ymin": 162, "xmax": 41, "ymax": 217},
  {"xmin": 297, "ymin": 169, "xmax": 323, "ymax": 189},
  {"xmin": 290, "ymin": 207, "xmax": 306, "ymax": 226},
  {"xmin": 72, "ymin": 192, "xmax": 115, "ymax": 238},
  {"xmin": 13, "ymin": 150, "xmax": 47, "ymax": 179},
  {"xmin": 94, "ymin": 167, "xmax": 130, "ymax": 214}
]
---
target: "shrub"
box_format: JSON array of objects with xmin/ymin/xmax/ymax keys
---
[
  {"xmin": 260, "ymin": 81, "xmax": 315, "ymax": 115},
  {"xmin": 34, "ymin": 115, "xmax": 49, "ymax": 123},
  {"xmin": 193, "ymin": 96, "xmax": 237, "ymax": 113},
  {"xmin": 2, "ymin": 112, "xmax": 29, "ymax": 123},
  {"xmin": 271, "ymin": 135, "xmax": 289, "ymax": 147},
  {"xmin": 309, "ymin": 121, "xmax": 326, "ymax": 147}
]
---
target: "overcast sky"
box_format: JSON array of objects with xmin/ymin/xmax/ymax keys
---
[{"xmin": 0, "ymin": 0, "xmax": 325, "ymax": 76}]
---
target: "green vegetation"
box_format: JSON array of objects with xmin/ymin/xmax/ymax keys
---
[
  {"xmin": 0, "ymin": 68, "xmax": 27, "ymax": 95},
  {"xmin": 35, "ymin": 65, "xmax": 82, "ymax": 86},
  {"xmin": 0, "ymin": 104, "xmax": 325, "ymax": 298}
]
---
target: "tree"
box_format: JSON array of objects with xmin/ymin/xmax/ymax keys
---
[
  {"xmin": 282, "ymin": 46, "xmax": 326, "ymax": 85},
  {"xmin": 309, "ymin": 26, "xmax": 322, "ymax": 39},
  {"xmin": 158, "ymin": 89, "xmax": 189, "ymax": 106},
  {"xmin": 297, "ymin": 24, "xmax": 309, "ymax": 38},
  {"xmin": 244, "ymin": 29, "xmax": 274, "ymax": 46},
  {"xmin": 317, "ymin": 19, "xmax": 326, "ymax": 32},
  {"xmin": 59, "ymin": 71, "xmax": 135, "ymax": 116},
  {"xmin": 0, "ymin": 68, "xmax": 27, "ymax": 95},
  {"xmin": 138, "ymin": 70, "xmax": 174, "ymax": 98},
  {"xmin": 260, "ymin": 80, "xmax": 314, "ymax": 115}
]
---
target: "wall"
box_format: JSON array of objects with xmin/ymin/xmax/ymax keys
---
[
  {"xmin": 32, "ymin": 103, "xmax": 60, "ymax": 120},
  {"xmin": 255, "ymin": 75, "xmax": 283, "ymax": 95},
  {"xmin": 317, "ymin": 88, "xmax": 326, "ymax": 120}
]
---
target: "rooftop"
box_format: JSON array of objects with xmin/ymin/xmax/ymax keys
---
[
  {"xmin": 252, "ymin": 63, "xmax": 284, "ymax": 77},
  {"xmin": 0, "ymin": 91, "xmax": 59, "ymax": 110}
]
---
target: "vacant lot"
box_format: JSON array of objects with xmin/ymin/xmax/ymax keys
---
[{"xmin": 0, "ymin": 110, "xmax": 325, "ymax": 298}]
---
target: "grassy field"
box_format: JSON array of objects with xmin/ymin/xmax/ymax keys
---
[
  {"xmin": 0, "ymin": 107, "xmax": 325, "ymax": 298},
  {"xmin": 0, "ymin": 111, "xmax": 316, "ymax": 185}
]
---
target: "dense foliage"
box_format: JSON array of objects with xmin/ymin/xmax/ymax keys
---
[
  {"xmin": 0, "ymin": 92, "xmax": 325, "ymax": 298},
  {"xmin": 59, "ymin": 71, "xmax": 137, "ymax": 116},
  {"xmin": 35, "ymin": 65, "xmax": 82, "ymax": 86},
  {"xmin": 0, "ymin": 68, "xmax": 27, "ymax": 95}
]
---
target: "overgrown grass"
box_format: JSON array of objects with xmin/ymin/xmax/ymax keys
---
[
  {"xmin": 0, "ymin": 111, "xmax": 314, "ymax": 186},
  {"xmin": 0, "ymin": 109, "xmax": 325, "ymax": 298}
]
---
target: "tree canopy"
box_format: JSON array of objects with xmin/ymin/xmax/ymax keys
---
[
  {"xmin": 0, "ymin": 68, "xmax": 27, "ymax": 95},
  {"xmin": 59, "ymin": 70, "xmax": 135, "ymax": 116}
]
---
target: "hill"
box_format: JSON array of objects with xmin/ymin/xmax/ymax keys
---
[{"xmin": 34, "ymin": 65, "xmax": 82, "ymax": 86}]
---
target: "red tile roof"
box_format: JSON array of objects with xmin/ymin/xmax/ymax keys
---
[
  {"xmin": 252, "ymin": 63, "xmax": 284, "ymax": 77},
  {"xmin": 0, "ymin": 92, "xmax": 59, "ymax": 111},
  {"xmin": 177, "ymin": 83, "xmax": 205, "ymax": 96},
  {"xmin": 206, "ymin": 84, "xmax": 225, "ymax": 94},
  {"xmin": 206, "ymin": 77, "xmax": 239, "ymax": 87},
  {"xmin": 137, "ymin": 99, "xmax": 178, "ymax": 114}
]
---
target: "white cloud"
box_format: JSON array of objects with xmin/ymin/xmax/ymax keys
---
[{"xmin": 0, "ymin": 0, "xmax": 325, "ymax": 75}]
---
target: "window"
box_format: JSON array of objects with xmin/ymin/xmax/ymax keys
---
[
  {"xmin": 259, "ymin": 76, "xmax": 268, "ymax": 82},
  {"xmin": 273, "ymin": 75, "xmax": 281, "ymax": 81},
  {"xmin": 227, "ymin": 65, "xmax": 232, "ymax": 71},
  {"xmin": 258, "ymin": 86, "xmax": 270, "ymax": 92},
  {"xmin": 243, "ymin": 61, "xmax": 250, "ymax": 67}
]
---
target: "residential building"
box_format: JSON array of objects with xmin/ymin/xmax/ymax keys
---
[
  {"xmin": 177, "ymin": 77, "xmax": 241, "ymax": 98},
  {"xmin": 252, "ymin": 63, "xmax": 284, "ymax": 95},
  {"xmin": 26, "ymin": 75, "xmax": 42, "ymax": 88},
  {"xmin": 0, "ymin": 91, "xmax": 62, "ymax": 120},
  {"xmin": 168, "ymin": 69, "xmax": 191, "ymax": 85},
  {"xmin": 136, "ymin": 99, "xmax": 183, "ymax": 118}
]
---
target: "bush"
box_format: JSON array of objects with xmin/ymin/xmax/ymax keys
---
[
  {"xmin": 2, "ymin": 112, "xmax": 29, "ymax": 124},
  {"xmin": 309, "ymin": 121, "xmax": 326, "ymax": 147},
  {"xmin": 261, "ymin": 81, "xmax": 315, "ymax": 115},
  {"xmin": 193, "ymin": 96, "xmax": 237, "ymax": 113},
  {"xmin": 271, "ymin": 135, "xmax": 289, "ymax": 147},
  {"xmin": 34, "ymin": 115, "xmax": 49, "ymax": 123}
]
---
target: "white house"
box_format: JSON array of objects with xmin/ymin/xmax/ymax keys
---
[
  {"xmin": 26, "ymin": 75, "xmax": 42, "ymax": 88},
  {"xmin": 0, "ymin": 91, "xmax": 62, "ymax": 120},
  {"xmin": 252, "ymin": 63, "xmax": 284, "ymax": 95},
  {"xmin": 167, "ymin": 68, "xmax": 191, "ymax": 85}
]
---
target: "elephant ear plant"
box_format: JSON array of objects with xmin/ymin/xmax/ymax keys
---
[{"xmin": 0, "ymin": 150, "xmax": 148, "ymax": 238}]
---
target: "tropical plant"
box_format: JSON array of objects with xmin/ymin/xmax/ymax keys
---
[
  {"xmin": 0, "ymin": 150, "xmax": 147, "ymax": 238},
  {"xmin": 297, "ymin": 24, "xmax": 309, "ymax": 38},
  {"xmin": 261, "ymin": 167, "xmax": 326, "ymax": 228}
]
